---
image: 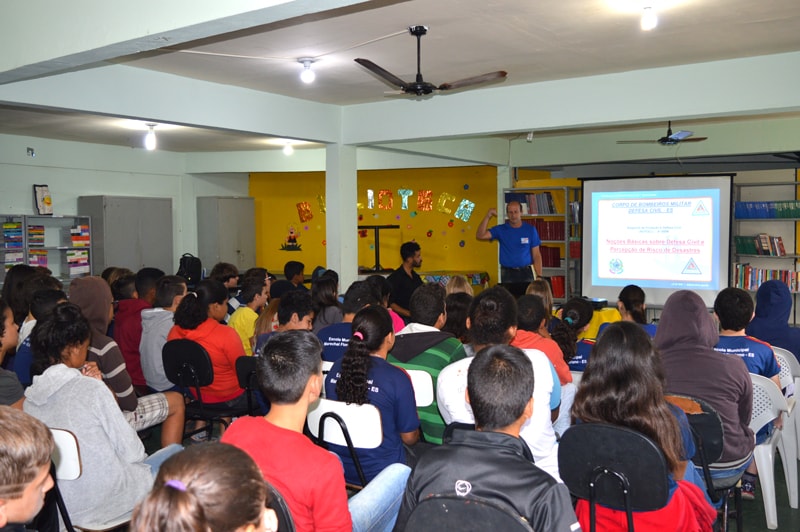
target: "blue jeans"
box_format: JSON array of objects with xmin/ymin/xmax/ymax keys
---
[
  {"xmin": 145, "ymin": 444, "xmax": 184, "ymax": 475},
  {"xmin": 349, "ymin": 463, "xmax": 411, "ymax": 532},
  {"xmin": 698, "ymin": 458, "xmax": 753, "ymax": 509}
]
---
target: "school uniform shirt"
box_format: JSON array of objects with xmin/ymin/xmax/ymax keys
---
[
  {"xmin": 567, "ymin": 339, "xmax": 595, "ymax": 372},
  {"xmin": 713, "ymin": 335, "xmax": 780, "ymax": 379},
  {"xmin": 325, "ymin": 356, "xmax": 419, "ymax": 485},
  {"xmin": 316, "ymin": 322, "xmax": 353, "ymax": 362}
]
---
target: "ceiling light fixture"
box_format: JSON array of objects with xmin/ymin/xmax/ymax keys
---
[
  {"xmin": 298, "ymin": 58, "xmax": 316, "ymax": 84},
  {"xmin": 283, "ymin": 143, "xmax": 295, "ymax": 156},
  {"xmin": 144, "ymin": 123, "xmax": 157, "ymax": 151},
  {"xmin": 641, "ymin": 6, "xmax": 658, "ymax": 31}
]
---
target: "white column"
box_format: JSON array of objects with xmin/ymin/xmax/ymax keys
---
[{"xmin": 326, "ymin": 144, "xmax": 358, "ymax": 290}]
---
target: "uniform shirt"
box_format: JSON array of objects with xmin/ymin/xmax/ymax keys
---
[
  {"xmin": 325, "ymin": 357, "xmax": 419, "ymax": 485},
  {"xmin": 488, "ymin": 222, "xmax": 541, "ymax": 268},
  {"xmin": 713, "ymin": 335, "xmax": 780, "ymax": 379},
  {"xmin": 567, "ymin": 339, "xmax": 595, "ymax": 372},
  {"xmin": 316, "ymin": 322, "xmax": 352, "ymax": 362}
]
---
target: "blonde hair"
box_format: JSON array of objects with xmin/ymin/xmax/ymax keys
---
[
  {"xmin": 445, "ymin": 275, "xmax": 473, "ymax": 296},
  {"xmin": 0, "ymin": 406, "xmax": 54, "ymax": 500}
]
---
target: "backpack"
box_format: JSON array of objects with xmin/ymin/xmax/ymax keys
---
[{"xmin": 176, "ymin": 253, "xmax": 202, "ymax": 288}]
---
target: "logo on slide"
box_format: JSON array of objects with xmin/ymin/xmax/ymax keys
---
[
  {"xmin": 608, "ymin": 258, "xmax": 623, "ymax": 274},
  {"xmin": 682, "ymin": 258, "xmax": 702, "ymax": 275},
  {"xmin": 692, "ymin": 201, "xmax": 710, "ymax": 216}
]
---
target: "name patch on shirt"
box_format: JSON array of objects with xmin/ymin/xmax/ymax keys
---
[{"xmin": 521, "ymin": 237, "xmax": 529, "ymax": 244}]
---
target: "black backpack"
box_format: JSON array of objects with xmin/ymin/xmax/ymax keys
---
[{"xmin": 176, "ymin": 253, "xmax": 202, "ymax": 288}]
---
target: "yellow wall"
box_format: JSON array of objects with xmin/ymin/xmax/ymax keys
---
[{"xmin": 250, "ymin": 166, "xmax": 501, "ymax": 281}]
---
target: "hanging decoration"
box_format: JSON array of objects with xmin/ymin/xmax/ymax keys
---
[
  {"xmin": 317, "ymin": 194, "xmax": 326, "ymax": 214},
  {"xmin": 454, "ymin": 199, "xmax": 476, "ymax": 222},
  {"xmin": 398, "ymin": 189, "xmax": 413, "ymax": 210},
  {"xmin": 417, "ymin": 190, "xmax": 433, "ymax": 211},
  {"xmin": 436, "ymin": 192, "xmax": 456, "ymax": 214},
  {"xmin": 296, "ymin": 202, "xmax": 313, "ymax": 222},
  {"xmin": 378, "ymin": 190, "xmax": 394, "ymax": 210},
  {"xmin": 367, "ymin": 189, "xmax": 375, "ymax": 209}
]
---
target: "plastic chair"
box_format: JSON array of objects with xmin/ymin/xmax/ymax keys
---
[
  {"xmin": 403, "ymin": 494, "xmax": 533, "ymax": 531},
  {"xmin": 750, "ymin": 373, "xmax": 796, "ymax": 529},
  {"xmin": 235, "ymin": 355, "xmax": 260, "ymax": 416},
  {"xmin": 50, "ymin": 428, "xmax": 132, "ymax": 531},
  {"xmin": 266, "ymin": 483, "xmax": 296, "ymax": 532},
  {"xmin": 665, "ymin": 393, "xmax": 744, "ymax": 532},
  {"xmin": 306, "ymin": 397, "xmax": 383, "ymax": 487},
  {"xmin": 558, "ymin": 423, "xmax": 670, "ymax": 532},
  {"xmin": 162, "ymin": 339, "xmax": 249, "ymax": 440},
  {"xmin": 406, "ymin": 369, "xmax": 434, "ymax": 407},
  {"xmin": 772, "ymin": 346, "xmax": 800, "ymax": 457},
  {"xmin": 320, "ymin": 360, "xmax": 334, "ymax": 398}
]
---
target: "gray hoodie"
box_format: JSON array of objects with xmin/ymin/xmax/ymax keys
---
[
  {"xmin": 140, "ymin": 308, "xmax": 176, "ymax": 392},
  {"xmin": 24, "ymin": 364, "xmax": 152, "ymax": 525}
]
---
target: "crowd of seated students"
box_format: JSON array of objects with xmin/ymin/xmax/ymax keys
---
[{"xmin": 5, "ymin": 254, "xmax": 797, "ymax": 531}]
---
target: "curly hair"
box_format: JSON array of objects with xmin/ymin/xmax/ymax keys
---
[
  {"xmin": 131, "ymin": 443, "xmax": 268, "ymax": 532},
  {"xmin": 551, "ymin": 297, "xmax": 594, "ymax": 362},
  {"xmin": 29, "ymin": 302, "xmax": 91, "ymax": 376},
  {"xmin": 571, "ymin": 321, "xmax": 684, "ymax": 475},
  {"xmin": 336, "ymin": 306, "xmax": 392, "ymax": 405},
  {"xmin": 173, "ymin": 279, "xmax": 228, "ymax": 330}
]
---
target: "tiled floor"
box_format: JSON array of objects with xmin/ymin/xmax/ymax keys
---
[{"xmin": 741, "ymin": 455, "xmax": 800, "ymax": 531}]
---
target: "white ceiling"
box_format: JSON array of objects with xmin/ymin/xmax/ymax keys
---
[{"xmin": 2, "ymin": 0, "xmax": 800, "ymax": 155}]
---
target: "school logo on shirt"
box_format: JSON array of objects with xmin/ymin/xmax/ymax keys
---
[
  {"xmin": 521, "ymin": 237, "xmax": 529, "ymax": 244},
  {"xmin": 455, "ymin": 480, "xmax": 472, "ymax": 497}
]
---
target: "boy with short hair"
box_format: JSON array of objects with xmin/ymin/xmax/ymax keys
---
[
  {"xmin": 396, "ymin": 345, "xmax": 579, "ymax": 532},
  {"xmin": 140, "ymin": 275, "xmax": 188, "ymax": 393},
  {"xmin": 284, "ymin": 261, "xmax": 307, "ymax": 291},
  {"xmin": 228, "ymin": 277, "xmax": 268, "ymax": 355},
  {"xmin": 221, "ymin": 331, "xmax": 410, "ymax": 532},
  {"xmin": 713, "ymin": 286, "xmax": 781, "ymax": 499},
  {"xmin": 0, "ymin": 406, "xmax": 55, "ymax": 529},
  {"xmin": 254, "ymin": 290, "xmax": 313, "ymax": 355}
]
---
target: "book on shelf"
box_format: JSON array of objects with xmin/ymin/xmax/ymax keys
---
[
  {"xmin": 733, "ymin": 263, "xmax": 799, "ymax": 293},
  {"xmin": 550, "ymin": 275, "xmax": 566, "ymax": 298},
  {"xmin": 734, "ymin": 234, "xmax": 787, "ymax": 256},
  {"xmin": 3, "ymin": 251, "xmax": 24, "ymax": 271},
  {"xmin": 28, "ymin": 249, "xmax": 48, "ymax": 268},
  {"xmin": 27, "ymin": 225, "xmax": 45, "ymax": 247},
  {"xmin": 2, "ymin": 222, "xmax": 22, "ymax": 248},
  {"xmin": 62, "ymin": 249, "xmax": 90, "ymax": 278},
  {"xmin": 64, "ymin": 225, "xmax": 91, "ymax": 247},
  {"xmin": 524, "ymin": 219, "xmax": 565, "ymax": 240}
]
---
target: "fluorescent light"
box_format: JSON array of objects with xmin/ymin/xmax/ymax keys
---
[
  {"xmin": 144, "ymin": 123, "xmax": 157, "ymax": 151},
  {"xmin": 298, "ymin": 58, "xmax": 316, "ymax": 84},
  {"xmin": 283, "ymin": 143, "xmax": 294, "ymax": 155},
  {"xmin": 641, "ymin": 6, "xmax": 658, "ymax": 30}
]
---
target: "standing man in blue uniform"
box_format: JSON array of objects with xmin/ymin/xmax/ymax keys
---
[{"xmin": 476, "ymin": 201, "xmax": 543, "ymax": 297}]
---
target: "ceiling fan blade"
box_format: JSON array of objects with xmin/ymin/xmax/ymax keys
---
[
  {"xmin": 354, "ymin": 58, "xmax": 409, "ymax": 90},
  {"xmin": 679, "ymin": 137, "xmax": 708, "ymax": 143},
  {"xmin": 669, "ymin": 130, "xmax": 694, "ymax": 141},
  {"xmin": 616, "ymin": 140, "xmax": 658, "ymax": 144},
  {"xmin": 438, "ymin": 71, "xmax": 508, "ymax": 91}
]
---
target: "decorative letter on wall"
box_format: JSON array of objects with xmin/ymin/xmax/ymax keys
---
[
  {"xmin": 366, "ymin": 189, "xmax": 375, "ymax": 209},
  {"xmin": 417, "ymin": 190, "xmax": 433, "ymax": 211},
  {"xmin": 317, "ymin": 194, "xmax": 326, "ymax": 214},
  {"xmin": 398, "ymin": 189, "xmax": 413, "ymax": 210},
  {"xmin": 378, "ymin": 190, "xmax": 394, "ymax": 210},
  {"xmin": 436, "ymin": 192, "xmax": 456, "ymax": 214},
  {"xmin": 296, "ymin": 202, "xmax": 313, "ymax": 222},
  {"xmin": 454, "ymin": 199, "xmax": 476, "ymax": 222}
]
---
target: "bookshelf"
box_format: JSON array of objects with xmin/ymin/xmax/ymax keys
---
[
  {"xmin": 1, "ymin": 215, "xmax": 92, "ymax": 286},
  {"xmin": 732, "ymin": 181, "xmax": 800, "ymax": 321},
  {"xmin": 503, "ymin": 186, "xmax": 582, "ymax": 301}
]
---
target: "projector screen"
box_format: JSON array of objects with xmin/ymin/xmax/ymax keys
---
[{"xmin": 581, "ymin": 175, "xmax": 733, "ymax": 308}]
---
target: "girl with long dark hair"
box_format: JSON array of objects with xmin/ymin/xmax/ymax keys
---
[
  {"xmin": 325, "ymin": 305, "xmax": 419, "ymax": 484},
  {"xmin": 571, "ymin": 321, "xmax": 714, "ymax": 530}
]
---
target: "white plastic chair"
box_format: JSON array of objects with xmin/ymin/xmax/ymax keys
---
[
  {"xmin": 749, "ymin": 373, "xmax": 797, "ymax": 529},
  {"xmin": 306, "ymin": 397, "xmax": 383, "ymax": 486},
  {"xmin": 50, "ymin": 428, "xmax": 133, "ymax": 531},
  {"xmin": 320, "ymin": 360, "xmax": 335, "ymax": 398},
  {"xmin": 406, "ymin": 369, "xmax": 434, "ymax": 407},
  {"xmin": 772, "ymin": 346, "xmax": 800, "ymax": 458}
]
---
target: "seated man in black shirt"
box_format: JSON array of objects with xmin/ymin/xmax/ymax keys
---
[{"xmin": 394, "ymin": 344, "xmax": 580, "ymax": 532}]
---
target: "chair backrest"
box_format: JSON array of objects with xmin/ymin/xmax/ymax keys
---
[
  {"xmin": 162, "ymin": 339, "xmax": 215, "ymax": 392},
  {"xmin": 235, "ymin": 355, "xmax": 259, "ymax": 414},
  {"xmin": 306, "ymin": 397, "xmax": 383, "ymax": 449},
  {"xmin": 403, "ymin": 495, "xmax": 533, "ymax": 531},
  {"xmin": 750, "ymin": 373, "xmax": 789, "ymax": 434},
  {"xmin": 772, "ymin": 346, "xmax": 800, "ymax": 396},
  {"xmin": 665, "ymin": 394, "xmax": 724, "ymax": 466},
  {"xmin": 266, "ymin": 483, "xmax": 296, "ymax": 532},
  {"xmin": 570, "ymin": 370, "xmax": 582, "ymax": 388},
  {"xmin": 50, "ymin": 428, "xmax": 81, "ymax": 481},
  {"xmin": 558, "ymin": 423, "xmax": 670, "ymax": 530},
  {"xmin": 406, "ymin": 369, "xmax": 434, "ymax": 407},
  {"xmin": 320, "ymin": 360, "xmax": 335, "ymax": 398}
]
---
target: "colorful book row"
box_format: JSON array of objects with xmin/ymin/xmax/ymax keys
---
[
  {"xmin": 733, "ymin": 263, "xmax": 800, "ymax": 293},
  {"xmin": 734, "ymin": 234, "xmax": 787, "ymax": 256}
]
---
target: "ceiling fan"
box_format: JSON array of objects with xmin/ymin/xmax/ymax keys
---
[
  {"xmin": 616, "ymin": 121, "xmax": 708, "ymax": 146},
  {"xmin": 354, "ymin": 25, "xmax": 507, "ymax": 97}
]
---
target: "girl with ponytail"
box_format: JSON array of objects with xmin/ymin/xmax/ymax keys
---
[
  {"xmin": 131, "ymin": 442, "xmax": 279, "ymax": 532},
  {"xmin": 325, "ymin": 305, "xmax": 420, "ymax": 484},
  {"xmin": 168, "ymin": 279, "xmax": 247, "ymax": 410},
  {"xmin": 550, "ymin": 297, "xmax": 595, "ymax": 371}
]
